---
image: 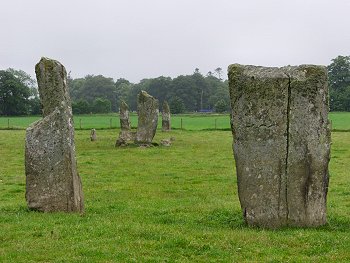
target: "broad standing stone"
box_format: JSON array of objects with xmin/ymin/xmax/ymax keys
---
[
  {"xmin": 162, "ymin": 101, "xmax": 171, "ymax": 132},
  {"xmin": 25, "ymin": 57, "xmax": 84, "ymax": 213},
  {"xmin": 135, "ymin": 90, "xmax": 159, "ymax": 144},
  {"xmin": 228, "ymin": 64, "xmax": 330, "ymax": 228},
  {"xmin": 90, "ymin": 129, "xmax": 97, "ymax": 141}
]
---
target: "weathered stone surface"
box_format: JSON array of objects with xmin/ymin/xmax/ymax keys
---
[
  {"xmin": 115, "ymin": 137, "xmax": 127, "ymax": 147},
  {"xmin": 228, "ymin": 64, "xmax": 330, "ymax": 228},
  {"xmin": 160, "ymin": 138, "xmax": 171, "ymax": 147},
  {"xmin": 116, "ymin": 101, "xmax": 133, "ymax": 144},
  {"xmin": 90, "ymin": 129, "xmax": 97, "ymax": 141},
  {"xmin": 25, "ymin": 57, "xmax": 84, "ymax": 213},
  {"xmin": 162, "ymin": 101, "xmax": 171, "ymax": 132},
  {"xmin": 135, "ymin": 90, "xmax": 159, "ymax": 144}
]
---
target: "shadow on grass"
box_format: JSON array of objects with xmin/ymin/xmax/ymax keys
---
[{"xmin": 198, "ymin": 207, "xmax": 350, "ymax": 232}]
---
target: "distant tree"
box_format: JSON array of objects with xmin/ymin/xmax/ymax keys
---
[
  {"xmin": 115, "ymin": 78, "xmax": 130, "ymax": 88},
  {"xmin": 0, "ymin": 70, "xmax": 31, "ymax": 115},
  {"xmin": 215, "ymin": 67, "xmax": 223, "ymax": 80},
  {"xmin": 6, "ymin": 68, "xmax": 37, "ymax": 89},
  {"xmin": 116, "ymin": 82, "xmax": 133, "ymax": 110},
  {"xmin": 69, "ymin": 77, "xmax": 86, "ymax": 100},
  {"xmin": 93, "ymin": 97, "xmax": 111, "ymax": 113},
  {"xmin": 214, "ymin": 99, "xmax": 228, "ymax": 113},
  {"xmin": 28, "ymin": 97, "xmax": 41, "ymax": 115},
  {"xmin": 328, "ymin": 55, "xmax": 350, "ymax": 111},
  {"xmin": 328, "ymin": 56, "xmax": 350, "ymax": 91},
  {"xmin": 126, "ymin": 81, "xmax": 143, "ymax": 111},
  {"xmin": 207, "ymin": 71, "xmax": 213, "ymax": 77},
  {"xmin": 144, "ymin": 76, "xmax": 172, "ymax": 105},
  {"xmin": 194, "ymin": 68, "xmax": 200, "ymax": 74},
  {"xmin": 168, "ymin": 96, "xmax": 185, "ymax": 114},
  {"xmin": 206, "ymin": 76, "xmax": 229, "ymax": 110},
  {"xmin": 171, "ymin": 75, "xmax": 197, "ymax": 111},
  {"xmin": 72, "ymin": 99, "xmax": 91, "ymax": 114},
  {"xmin": 70, "ymin": 75, "xmax": 116, "ymax": 111}
]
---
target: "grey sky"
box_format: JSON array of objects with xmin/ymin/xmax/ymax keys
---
[{"xmin": 1, "ymin": 0, "xmax": 349, "ymax": 82}]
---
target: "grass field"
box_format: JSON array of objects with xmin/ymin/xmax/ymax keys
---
[
  {"xmin": 0, "ymin": 127, "xmax": 350, "ymax": 261},
  {"xmin": 0, "ymin": 111, "xmax": 349, "ymax": 131}
]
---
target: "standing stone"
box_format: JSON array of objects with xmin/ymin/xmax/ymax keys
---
[
  {"xmin": 116, "ymin": 100, "xmax": 134, "ymax": 147},
  {"xmin": 162, "ymin": 101, "xmax": 171, "ymax": 132},
  {"xmin": 118, "ymin": 100, "xmax": 132, "ymax": 140},
  {"xmin": 90, "ymin": 129, "xmax": 97, "ymax": 141},
  {"xmin": 228, "ymin": 64, "xmax": 330, "ymax": 228},
  {"xmin": 135, "ymin": 90, "xmax": 159, "ymax": 144},
  {"xmin": 25, "ymin": 57, "xmax": 84, "ymax": 213}
]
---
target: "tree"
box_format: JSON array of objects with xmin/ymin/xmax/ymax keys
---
[
  {"xmin": 214, "ymin": 99, "xmax": 228, "ymax": 113},
  {"xmin": 93, "ymin": 97, "xmax": 111, "ymax": 113},
  {"xmin": 215, "ymin": 67, "xmax": 223, "ymax": 80},
  {"xmin": 328, "ymin": 56, "xmax": 350, "ymax": 91},
  {"xmin": 115, "ymin": 78, "xmax": 130, "ymax": 88},
  {"xmin": 72, "ymin": 99, "xmax": 91, "ymax": 114},
  {"xmin": 69, "ymin": 75, "xmax": 116, "ymax": 111},
  {"xmin": 168, "ymin": 96, "xmax": 185, "ymax": 114},
  {"xmin": 115, "ymin": 82, "xmax": 133, "ymax": 110},
  {"xmin": 6, "ymin": 68, "xmax": 37, "ymax": 90},
  {"xmin": 328, "ymin": 55, "xmax": 350, "ymax": 111},
  {"xmin": 143, "ymin": 76, "xmax": 172, "ymax": 105},
  {"xmin": 28, "ymin": 97, "xmax": 41, "ymax": 115},
  {"xmin": 0, "ymin": 70, "xmax": 31, "ymax": 115}
]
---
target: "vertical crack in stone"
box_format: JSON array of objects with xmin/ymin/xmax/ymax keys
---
[{"xmin": 285, "ymin": 75, "xmax": 292, "ymax": 222}]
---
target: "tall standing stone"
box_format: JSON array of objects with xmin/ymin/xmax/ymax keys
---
[
  {"xmin": 162, "ymin": 101, "xmax": 171, "ymax": 132},
  {"xmin": 135, "ymin": 90, "xmax": 159, "ymax": 144},
  {"xmin": 228, "ymin": 64, "xmax": 330, "ymax": 228},
  {"xmin": 119, "ymin": 100, "xmax": 132, "ymax": 140},
  {"xmin": 25, "ymin": 57, "xmax": 84, "ymax": 213}
]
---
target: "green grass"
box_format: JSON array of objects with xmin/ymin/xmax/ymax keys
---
[
  {"xmin": 329, "ymin": 112, "xmax": 350, "ymax": 131},
  {"xmin": 0, "ymin": 111, "xmax": 349, "ymax": 131},
  {"xmin": 0, "ymin": 113, "xmax": 230, "ymax": 131},
  {"xmin": 0, "ymin": 128, "xmax": 349, "ymax": 262}
]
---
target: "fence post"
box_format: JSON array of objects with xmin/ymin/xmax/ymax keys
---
[
  {"xmin": 8, "ymin": 119, "xmax": 10, "ymax": 129},
  {"xmin": 79, "ymin": 119, "xmax": 82, "ymax": 130},
  {"xmin": 215, "ymin": 119, "xmax": 217, "ymax": 130},
  {"xmin": 110, "ymin": 118, "xmax": 112, "ymax": 128},
  {"xmin": 180, "ymin": 118, "xmax": 183, "ymax": 130}
]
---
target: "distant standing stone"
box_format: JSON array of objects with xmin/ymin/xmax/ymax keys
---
[
  {"xmin": 228, "ymin": 64, "xmax": 330, "ymax": 228},
  {"xmin": 90, "ymin": 129, "xmax": 97, "ymax": 141},
  {"xmin": 162, "ymin": 101, "xmax": 171, "ymax": 132},
  {"xmin": 25, "ymin": 57, "xmax": 84, "ymax": 213},
  {"xmin": 160, "ymin": 139, "xmax": 171, "ymax": 147},
  {"xmin": 135, "ymin": 90, "xmax": 159, "ymax": 144}
]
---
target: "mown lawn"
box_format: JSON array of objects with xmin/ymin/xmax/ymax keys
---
[
  {"xmin": 0, "ymin": 129, "xmax": 349, "ymax": 262},
  {"xmin": 0, "ymin": 111, "xmax": 349, "ymax": 131}
]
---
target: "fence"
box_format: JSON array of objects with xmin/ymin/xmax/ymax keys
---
[
  {"xmin": 1, "ymin": 113, "xmax": 349, "ymax": 131},
  {"xmin": 0, "ymin": 115, "xmax": 232, "ymax": 131}
]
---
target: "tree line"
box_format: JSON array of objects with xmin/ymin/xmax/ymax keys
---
[
  {"xmin": 1, "ymin": 57, "xmax": 350, "ymax": 116},
  {"xmin": 68, "ymin": 68, "xmax": 229, "ymax": 114}
]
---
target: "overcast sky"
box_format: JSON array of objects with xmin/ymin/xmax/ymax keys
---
[{"xmin": 1, "ymin": 0, "xmax": 349, "ymax": 82}]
